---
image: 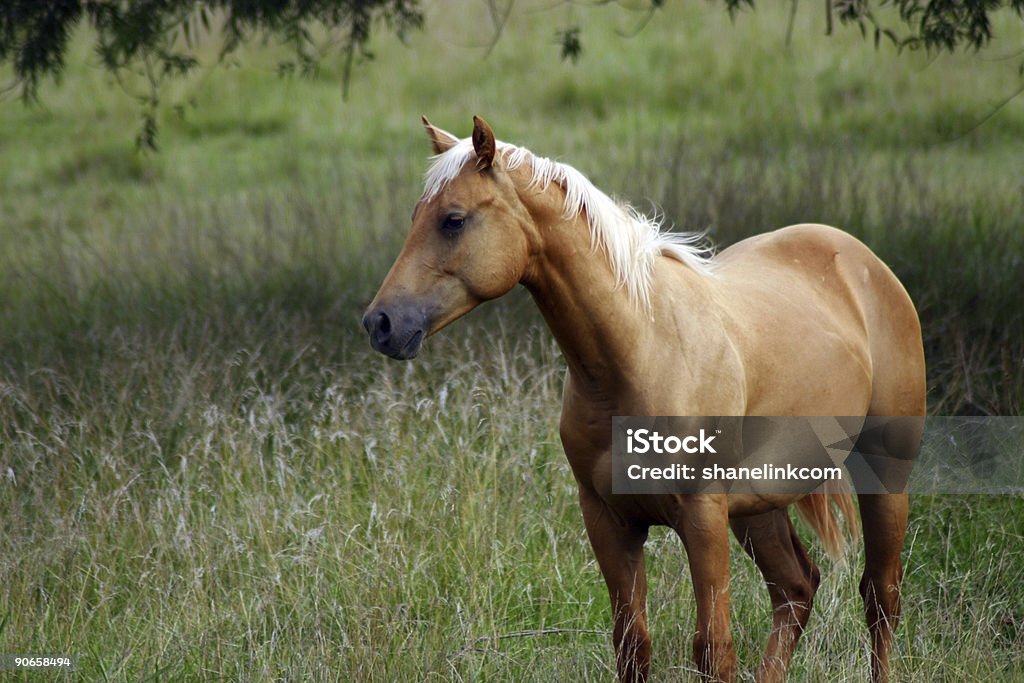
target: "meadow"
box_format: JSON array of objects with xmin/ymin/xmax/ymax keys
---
[{"xmin": 1, "ymin": 1, "xmax": 1022, "ymax": 680}]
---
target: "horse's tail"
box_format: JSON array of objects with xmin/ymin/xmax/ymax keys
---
[{"xmin": 795, "ymin": 480, "xmax": 860, "ymax": 560}]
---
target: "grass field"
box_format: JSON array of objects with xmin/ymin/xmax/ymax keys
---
[{"xmin": 1, "ymin": 1, "xmax": 1023, "ymax": 680}]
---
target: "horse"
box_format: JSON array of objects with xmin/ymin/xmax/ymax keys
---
[{"xmin": 362, "ymin": 116, "xmax": 925, "ymax": 683}]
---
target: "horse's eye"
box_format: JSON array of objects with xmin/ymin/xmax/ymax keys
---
[{"xmin": 442, "ymin": 214, "xmax": 466, "ymax": 233}]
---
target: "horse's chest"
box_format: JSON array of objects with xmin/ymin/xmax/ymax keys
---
[
  {"xmin": 576, "ymin": 449, "xmax": 615, "ymax": 498},
  {"xmin": 558, "ymin": 377, "xmax": 672, "ymax": 510},
  {"xmin": 559, "ymin": 413, "xmax": 616, "ymax": 499}
]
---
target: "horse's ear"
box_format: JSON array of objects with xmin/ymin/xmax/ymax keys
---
[
  {"xmin": 422, "ymin": 116, "xmax": 459, "ymax": 154},
  {"xmin": 472, "ymin": 115, "xmax": 496, "ymax": 171}
]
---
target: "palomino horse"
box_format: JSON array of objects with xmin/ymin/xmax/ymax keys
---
[{"xmin": 363, "ymin": 116, "xmax": 925, "ymax": 683}]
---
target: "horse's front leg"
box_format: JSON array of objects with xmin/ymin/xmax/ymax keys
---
[
  {"xmin": 675, "ymin": 494, "xmax": 737, "ymax": 683},
  {"xmin": 579, "ymin": 487, "xmax": 651, "ymax": 683}
]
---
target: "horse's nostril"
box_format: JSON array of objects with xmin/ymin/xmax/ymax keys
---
[{"xmin": 364, "ymin": 309, "xmax": 392, "ymax": 348}]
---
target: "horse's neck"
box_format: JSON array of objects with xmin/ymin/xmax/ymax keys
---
[{"xmin": 520, "ymin": 204, "xmax": 711, "ymax": 399}]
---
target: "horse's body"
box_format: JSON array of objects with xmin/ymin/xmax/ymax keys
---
[{"xmin": 363, "ymin": 117, "xmax": 925, "ymax": 683}]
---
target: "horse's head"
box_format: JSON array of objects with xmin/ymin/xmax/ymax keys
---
[{"xmin": 362, "ymin": 116, "xmax": 537, "ymax": 359}]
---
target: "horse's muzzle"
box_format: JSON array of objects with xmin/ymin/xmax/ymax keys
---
[{"xmin": 362, "ymin": 306, "xmax": 426, "ymax": 360}]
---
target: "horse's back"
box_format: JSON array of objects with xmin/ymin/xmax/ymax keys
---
[
  {"xmin": 718, "ymin": 223, "xmax": 887, "ymax": 282},
  {"xmin": 715, "ymin": 224, "xmax": 925, "ymax": 417}
]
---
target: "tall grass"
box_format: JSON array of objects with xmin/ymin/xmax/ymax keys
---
[{"xmin": 1, "ymin": 1, "xmax": 1022, "ymax": 680}]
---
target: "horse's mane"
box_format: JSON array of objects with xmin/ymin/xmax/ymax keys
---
[{"xmin": 422, "ymin": 137, "xmax": 715, "ymax": 308}]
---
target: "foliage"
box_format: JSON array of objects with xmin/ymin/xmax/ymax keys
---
[
  {"xmin": 4, "ymin": 1, "xmax": 1024, "ymax": 147},
  {"xmin": 559, "ymin": 0, "xmax": 1024, "ymax": 70},
  {"xmin": 719, "ymin": 0, "xmax": 1024, "ymax": 52},
  {"xmin": 0, "ymin": 0, "xmax": 423, "ymax": 148}
]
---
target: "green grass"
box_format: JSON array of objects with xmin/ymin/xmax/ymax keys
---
[{"xmin": 1, "ymin": 1, "xmax": 1022, "ymax": 680}]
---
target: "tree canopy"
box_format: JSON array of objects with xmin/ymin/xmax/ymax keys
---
[
  {"xmin": 2, "ymin": 0, "xmax": 1022, "ymax": 147},
  {"xmin": 1, "ymin": 0, "xmax": 423, "ymax": 147}
]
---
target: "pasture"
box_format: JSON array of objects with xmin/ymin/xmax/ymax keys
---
[{"xmin": 1, "ymin": 2, "xmax": 1022, "ymax": 680}]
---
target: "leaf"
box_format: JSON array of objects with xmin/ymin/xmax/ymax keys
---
[
  {"xmin": 135, "ymin": 110, "xmax": 159, "ymax": 153},
  {"xmin": 558, "ymin": 27, "xmax": 582, "ymax": 64}
]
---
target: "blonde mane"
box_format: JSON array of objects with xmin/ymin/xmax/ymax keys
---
[{"xmin": 422, "ymin": 137, "xmax": 715, "ymax": 308}]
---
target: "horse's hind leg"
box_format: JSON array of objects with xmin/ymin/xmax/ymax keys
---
[
  {"xmin": 730, "ymin": 509, "xmax": 820, "ymax": 683},
  {"xmin": 858, "ymin": 492, "xmax": 908, "ymax": 683}
]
